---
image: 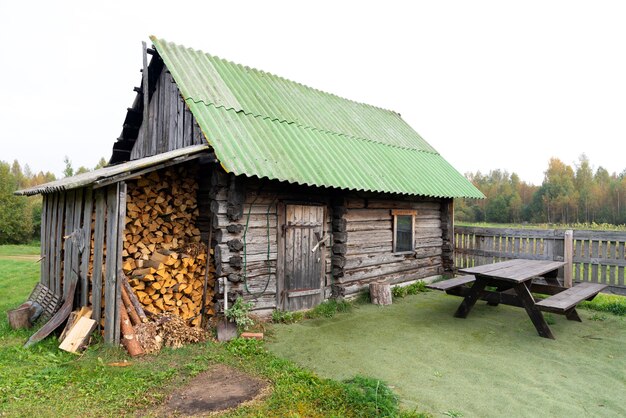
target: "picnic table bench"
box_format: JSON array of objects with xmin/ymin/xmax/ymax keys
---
[{"xmin": 427, "ymin": 259, "xmax": 607, "ymax": 339}]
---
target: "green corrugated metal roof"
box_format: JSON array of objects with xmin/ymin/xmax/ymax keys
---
[{"xmin": 151, "ymin": 36, "xmax": 484, "ymax": 199}]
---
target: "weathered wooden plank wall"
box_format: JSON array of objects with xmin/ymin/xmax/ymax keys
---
[
  {"xmin": 53, "ymin": 193, "xmax": 65, "ymax": 295},
  {"xmin": 43, "ymin": 187, "xmax": 94, "ymax": 303},
  {"xmin": 210, "ymin": 173, "xmax": 332, "ymax": 313},
  {"xmin": 130, "ymin": 69, "xmax": 205, "ymax": 160},
  {"xmin": 80, "ymin": 188, "xmax": 93, "ymax": 306},
  {"xmin": 92, "ymin": 189, "xmax": 106, "ymax": 328},
  {"xmin": 104, "ymin": 183, "xmax": 121, "ymax": 344},
  {"xmin": 455, "ymin": 226, "xmax": 626, "ymax": 294},
  {"xmin": 333, "ymin": 196, "xmax": 444, "ymax": 296},
  {"xmin": 40, "ymin": 194, "xmax": 50, "ymax": 287}
]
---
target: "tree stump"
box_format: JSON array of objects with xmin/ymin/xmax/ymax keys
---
[
  {"xmin": 7, "ymin": 306, "xmax": 32, "ymax": 329},
  {"xmin": 369, "ymin": 283, "xmax": 392, "ymax": 306}
]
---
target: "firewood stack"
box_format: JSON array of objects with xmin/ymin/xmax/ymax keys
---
[{"xmin": 121, "ymin": 167, "xmax": 215, "ymax": 327}]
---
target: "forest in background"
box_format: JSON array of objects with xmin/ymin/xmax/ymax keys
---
[
  {"xmin": 2, "ymin": 154, "xmax": 625, "ymax": 245},
  {"xmin": 457, "ymin": 155, "xmax": 626, "ymax": 226},
  {"xmin": 0, "ymin": 157, "xmax": 106, "ymax": 244}
]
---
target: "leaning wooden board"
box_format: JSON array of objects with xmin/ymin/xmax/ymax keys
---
[{"xmin": 59, "ymin": 317, "xmax": 96, "ymax": 353}]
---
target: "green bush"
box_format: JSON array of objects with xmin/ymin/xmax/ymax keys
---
[
  {"xmin": 272, "ymin": 310, "xmax": 303, "ymax": 324},
  {"xmin": 392, "ymin": 285, "xmax": 408, "ymax": 299},
  {"xmin": 393, "ymin": 282, "xmax": 429, "ymax": 300},
  {"xmin": 305, "ymin": 299, "xmax": 352, "ymax": 319},
  {"xmin": 406, "ymin": 281, "xmax": 428, "ymax": 295},
  {"xmin": 225, "ymin": 297, "xmax": 255, "ymax": 331},
  {"xmin": 580, "ymin": 293, "xmax": 626, "ymax": 316},
  {"xmin": 343, "ymin": 375, "xmax": 400, "ymax": 417}
]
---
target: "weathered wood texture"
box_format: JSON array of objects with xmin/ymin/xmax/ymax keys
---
[
  {"xmin": 37, "ymin": 187, "xmax": 109, "ymax": 312},
  {"xmin": 210, "ymin": 178, "xmax": 451, "ymax": 308},
  {"xmin": 369, "ymin": 283, "xmax": 392, "ymax": 305},
  {"xmin": 455, "ymin": 226, "xmax": 626, "ymax": 295},
  {"xmin": 130, "ymin": 69, "xmax": 205, "ymax": 160},
  {"xmin": 104, "ymin": 183, "xmax": 121, "ymax": 345},
  {"xmin": 211, "ymin": 175, "xmax": 332, "ymax": 311},
  {"xmin": 535, "ymin": 282, "xmax": 606, "ymax": 312},
  {"xmin": 335, "ymin": 196, "xmax": 445, "ymax": 296},
  {"xmin": 282, "ymin": 204, "xmax": 325, "ymax": 311},
  {"xmin": 91, "ymin": 189, "xmax": 106, "ymax": 328}
]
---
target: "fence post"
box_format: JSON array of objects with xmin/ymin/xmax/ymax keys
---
[{"xmin": 564, "ymin": 230, "xmax": 573, "ymax": 288}]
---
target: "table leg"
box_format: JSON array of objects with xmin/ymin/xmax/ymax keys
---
[
  {"xmin": 565, "ymin": 308, "xmax": 582, "ymax": 322},
  {"xmin": 514, "ymin": 282, "xmax": 555, "ymax": 339},
  {"xmin": 543, "ymin": 270, "xmax": 562, "ymax": 287},
  {"xmin": 454, "ymin": 278, "xmax": 488, "ymax": 318}
]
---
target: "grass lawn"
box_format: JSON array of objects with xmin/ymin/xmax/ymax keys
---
[
  {"xmin": 0, "ymin": 245, "xmax": 426, "ymax": 417},
  {"xmin": 268, "ymin": 291, "xmax": 626, "ymax": 418}
]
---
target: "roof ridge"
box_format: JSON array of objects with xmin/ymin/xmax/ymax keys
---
[
  {"xmin": 186, "ymin": 97, "xmax": 440, "ymax": 156},
  {"xmin": 150, "ymin": 35, "xmax": 404, "ymax": 118}
]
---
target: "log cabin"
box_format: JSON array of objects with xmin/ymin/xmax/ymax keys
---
[{"xmin": 17, "ymin": 36, "xmax": 483, "ymax": 344}]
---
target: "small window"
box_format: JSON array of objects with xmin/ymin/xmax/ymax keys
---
[{"xmin": 392, "ymin": 210, "xmax": 415, "ymax": 253}]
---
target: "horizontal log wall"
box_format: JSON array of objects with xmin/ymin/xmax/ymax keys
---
[
  {"xmin": 334, "ymin": 196, "xmax": 445, "ymax": 296},
  {"xmin": 130, "ymin": 68, "xmax": 205, "ymax": 160},
  {"xmin": 455, "ymin": 226, "xmax": 626, "ymax": 295},
  {"xmin": 210, "ymin": 173, "xmax": 332, "ymax": 311}
]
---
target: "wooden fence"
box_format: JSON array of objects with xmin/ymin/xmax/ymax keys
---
[{"xmin": 454, "ymin": 226, "xmax": 626, "ymax": 295}]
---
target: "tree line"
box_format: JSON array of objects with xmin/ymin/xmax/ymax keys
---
[
  {"xmin": 456, "ymin": 155, "xmax": 626, "ymax": 226},
  {"xmin": 2, "ymin": 153, "xmax": 625, "ymax": 244},
  {"xmin": 0, "ymin": 157, "xmax": 106, "ymax": 244}
]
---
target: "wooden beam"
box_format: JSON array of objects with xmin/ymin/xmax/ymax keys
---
[
  {"xmin": 564, "ymin": 229, "xmax": 573, "ymax": 288},
  {"xmin": 92, "ymin": 189, "xmax": 106, "ymax": 328},
  {"xmin": 40, "ymin": 194, "xmax": 50, "ymax": 287},
  {"xmin": 70, "ymin": 188, "xmax": 83, "ymax": 296},
  {"xmin": 104, "ymin": 184, "xmax": 120, "ymax": 344},
  {"xmin": 80, "ymin": 188, "xmax": 93, "ymax": 306},
  {"xmin": 54, "ymin": 193, "xmax": 65, "ymax": 296},
  {"xmin": 62, "ymin": 190, "xmax": 76, "ymax": 299},
  {"xmin": 142, "ymin": 41, "xmax": 150, "ymax": 154},
  {"xmin": 114, "ymin": 182, "xmax": 127, "ymax": 345},
  {"xmin": 48, "ymin": 193, "xmax": 59, "ymax": 289}
]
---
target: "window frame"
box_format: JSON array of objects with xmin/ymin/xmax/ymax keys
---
[{"xmin": 391, "ymin": 209, "xmax": 416, "ymax": 254}]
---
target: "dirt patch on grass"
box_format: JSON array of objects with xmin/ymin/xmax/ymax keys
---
[{"xmin": 152, "ymin": 364, "xmax": 269, "ymax": 416}]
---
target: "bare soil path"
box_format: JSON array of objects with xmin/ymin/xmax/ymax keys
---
[{"xmin": 150, "ymin": 364, "xmax": 269, "ymax": 416}]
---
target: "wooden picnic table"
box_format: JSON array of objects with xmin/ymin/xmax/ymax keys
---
[{"xmin": 429, "ymin": 259, "xmax": 606, "ymax": 339}]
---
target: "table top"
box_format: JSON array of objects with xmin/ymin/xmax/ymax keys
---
[{"xmin": 458, "ymin": 259, "xmax": 566, "ymax": 284}]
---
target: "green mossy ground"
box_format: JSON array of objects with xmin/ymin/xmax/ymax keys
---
[{"xmin": 269, "ymin": 291, "xmax": 626, "ymax": 417}]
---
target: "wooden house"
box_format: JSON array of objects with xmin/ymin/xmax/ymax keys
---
[{"xmin": 17, "ymin": 36, "xmax": 483, "ymax": 344}]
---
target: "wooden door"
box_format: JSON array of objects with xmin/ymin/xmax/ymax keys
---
[{"xmin": 281, "ymin": 204, "xmax": 325, "ymax": 311}]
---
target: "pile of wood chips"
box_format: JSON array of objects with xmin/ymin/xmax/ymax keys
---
[
  {"xmin": 135, "ymin": 313, "xmax": 209, "ymax": 354},
  {"xmin": 121, "ymin": 167, "xmax": 215, "ymax": 326}
]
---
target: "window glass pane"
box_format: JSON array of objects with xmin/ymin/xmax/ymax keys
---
[{"xmin": 396, "ymin": 215, "xmax": 413, "ymax": 252}]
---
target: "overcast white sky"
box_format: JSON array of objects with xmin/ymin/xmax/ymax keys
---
[{"xmin": 1, "ymin": 0, "xmax": 624, "ymax": 185}]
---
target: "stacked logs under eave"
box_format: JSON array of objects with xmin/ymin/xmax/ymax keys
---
[
  {"xmin": 123, "ymin": 247, "xmax": 215, "ymax": 324},
  {"xmin": 121, "ymin": 166, "xmax": 215, "ymax": 328}
]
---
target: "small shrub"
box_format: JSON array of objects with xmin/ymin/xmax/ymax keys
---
[
  {"xmin": 272, "ymin": 310, "xmax": 303, "ymax": 324},
  {"xmin": 305, "ymin": 299, "xmax": 352, "ymax": 319},
  {"xmin": 589, "ymin": 313, "xmax": 608, "ymax": 321},
  {"xmin": 226, "ymin": 337, "xmax": 265, "ymax": 358},
  {"xmin": 392, "ymin": 285, "xmax": 408, "ymax": 299},
  {"xmin": 406, "ymin": 281, "xmax": 428, "ymax": 295},
  {"xmin": 343, "ymin": 375, "xmax": 399, "ymax": 417},
  {"xmin": 225, "ymin": 297, "xmax": 255, "ymax": 331},
  {"xmin": 354, "ymin": 291, "xmax": 371, "ymax": 305},
  {"xmin": 580, "ymin": 293, "xmax": 626, "ymax": 316}
]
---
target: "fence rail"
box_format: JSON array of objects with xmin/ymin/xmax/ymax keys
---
[{"xmin": 454, "ymin": 226, "xmax": 626, "ymax": 295}]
